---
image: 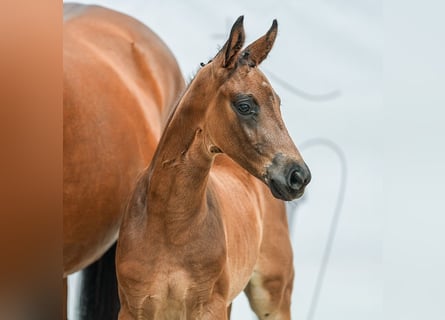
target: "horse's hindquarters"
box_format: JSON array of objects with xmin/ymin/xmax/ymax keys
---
[{"xmin": 63, "ymin": 3, "xmax": 184, "ymax": 275}]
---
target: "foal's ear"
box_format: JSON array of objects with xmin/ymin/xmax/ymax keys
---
[
  {"xmin": 240, "ymin": 19, "xmax": 278, "ymax": 67},
  {"xmin": 215, "ymin": 16, "xmax": 245, "ymax": 69}
]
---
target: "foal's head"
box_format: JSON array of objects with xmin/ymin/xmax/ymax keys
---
[{"xmin": 199, "ymin": 16, "xmax": 311, "ymax": 201}]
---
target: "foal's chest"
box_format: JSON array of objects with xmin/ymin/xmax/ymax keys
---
[{"xmin": 137, "ymin": 266, "xmax": 218, "ymax": 319}]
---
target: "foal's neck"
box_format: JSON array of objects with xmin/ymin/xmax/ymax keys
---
[{"xmin": 146, "ymin": 75, "xmax": 215, "ymax": 220}]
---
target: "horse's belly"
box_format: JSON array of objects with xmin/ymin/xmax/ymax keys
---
[
  {"xmin": 63, "ymin": 62, "xmax": 157, "ymax": 275},
  {"xmin": 63, "ymin": 2, "xmax": 185, "ymax": 277},
  {"xmin": 63, "ymin": 191, "xmax": 123, "ymax": 275},
  {"xmin": 63, "ymin": 86, "xmax": 160, "ymax": 275},
  {"xmin": 63, "ymin": 34, "xmax": 156, "ymax": 276}
]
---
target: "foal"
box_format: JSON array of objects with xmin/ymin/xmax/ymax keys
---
[{"xmin": 116, "ymin": 17, "xmax": 311, "ymax": 319}]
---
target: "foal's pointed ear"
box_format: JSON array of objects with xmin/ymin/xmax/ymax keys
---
[
  {"xmin": 240, "ymin": 19, "xmax": 278, "ymax": 67},
  {"xmin": 215, "ymin": 16, "xmax": 246, "ymax": 69}
]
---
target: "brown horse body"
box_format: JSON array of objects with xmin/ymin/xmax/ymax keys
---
[
  {"xmin": 63, "ymin": 3, "xmax": 184, "ymax": 276},
  {"xmin": 117, "ymin": 17, "xmax": 311, "ymax": 319}
]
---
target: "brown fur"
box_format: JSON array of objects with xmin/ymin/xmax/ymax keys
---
[
  {"xmin": 117, "ymin": 17, "xmax": 310, "ymax": 319},
  {"xmin": 63, "ymin": 4, "xmax": 184, "ymax": 276}
]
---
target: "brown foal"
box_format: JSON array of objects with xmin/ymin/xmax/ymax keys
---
[{"xmin": 116, "ymin": 17, "xmax": 311, "ymax": 320}]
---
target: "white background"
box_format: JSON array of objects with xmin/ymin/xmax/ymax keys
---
[{"xmin": 65, "ymin": 1, "xmax": 445, "ymax": 319}]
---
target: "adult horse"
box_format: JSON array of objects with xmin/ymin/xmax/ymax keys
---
[
  {"xmin": 116, "ymin": 17, "xmax": 311, "ymax": 319},
  {"xmin": 63, "ymin": 3, "xmax": 185, "ymax": 318}
]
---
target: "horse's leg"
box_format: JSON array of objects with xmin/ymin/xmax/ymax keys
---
[
  {"xmin": 63, "ymin": 277, "xmax": 67, "ymax": 320},
  {"xmin": 117, "ymin": 306, "xmax": 133, "ymax": 320},
  {"xmin": 200, "ymin": 300, "xmax": 229, "ymax": 320},
  {"xmin": 227, "ymin": 303, "xmax": 232, "ymax": 319},
  {"xmin": 244, "ymin": 200, "xmax": 294, "ymax": 320},
  {"xmin": 184, "ymin": 294, "xmax": 229, "ymax": 320},
  {"xmin": 78, "ymin": 242, "xmax": 120, "ymax": 320},
  {"xmin": 244, "ymin": 268, "xmax": 293, "ymax": 320}
]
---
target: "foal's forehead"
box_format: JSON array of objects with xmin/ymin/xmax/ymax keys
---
[{"xmin": 228, "ymin": 67, "xmax": 279, "ymax": 103}]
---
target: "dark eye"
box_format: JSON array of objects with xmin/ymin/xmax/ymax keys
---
[
  {"xmin": 232, "ymin": 95, "xmax": 258, "ymax": 117},
  {"xmin": 236, "ymin": 102, "xmax": 252, "ymax": 115}
]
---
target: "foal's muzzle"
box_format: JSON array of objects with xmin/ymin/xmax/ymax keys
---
[{"xmin": 266, "ymin": 155, "xmax": 311, "ymax": 201}]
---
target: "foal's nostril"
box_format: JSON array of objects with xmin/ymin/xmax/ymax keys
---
[
  {"xmin": 288, "ymin": 164, "xmax": 311, "ymax": 191},
  {"xmin": 267, "ymin": 155, "xmax": 311, "ymax": 200},
  {"xmin": 288, "ymin": 168, "xmax": 304, "ymax": 190}
]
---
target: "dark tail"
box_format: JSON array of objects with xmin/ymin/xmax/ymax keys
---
[{"xmin": 78, "ymin": 242, "xmax": 120, "ymax": 320}]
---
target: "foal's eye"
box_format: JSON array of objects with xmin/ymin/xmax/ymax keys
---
[
  {"xmin": 232, "ymin": 95, "xmax": 257, "ymax": 117},
  {"xmin": 236, "ymin": 102, "xmax": 252, "ymax": 115}
]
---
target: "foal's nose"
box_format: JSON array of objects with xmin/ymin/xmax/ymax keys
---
[
  {"xmin": 266, "ymin": 155, "xmax": 311, "ymax": 201},
  {"xmin": 288, "ymin": 162, "xmax": 311, "ymax": 191}
]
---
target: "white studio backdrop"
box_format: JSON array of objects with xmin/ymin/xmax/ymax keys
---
[
  {"xmin": 64, "ymin": 1, "xmax": 445, "ymax": 319},
  {"xmin": 65, "ymin": 1, "xmax": 382, "ymax": 319}
]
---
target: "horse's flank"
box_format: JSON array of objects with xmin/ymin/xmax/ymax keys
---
[{"xmin": 63, "ymin": 3, "xmax": 185, "ymax": 275}]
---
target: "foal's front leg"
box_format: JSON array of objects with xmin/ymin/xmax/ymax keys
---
[
  {"xmin": 244, "ymin": 199, "xmax": 294, "ymax": 320},
  {"xmin": 188, "ymin": 294, "xmax": 229, "ymax": 320},
  {"xmin": 200, "ymin": 303, "xmax": 229, "ymax": 320},
  {"xmin": 244, "ymin": 267, "xmax": 293, "ymax": 320},
  {"xmin": 227, "ymin": 303, "xmax": 232, "ymax": 319}
]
